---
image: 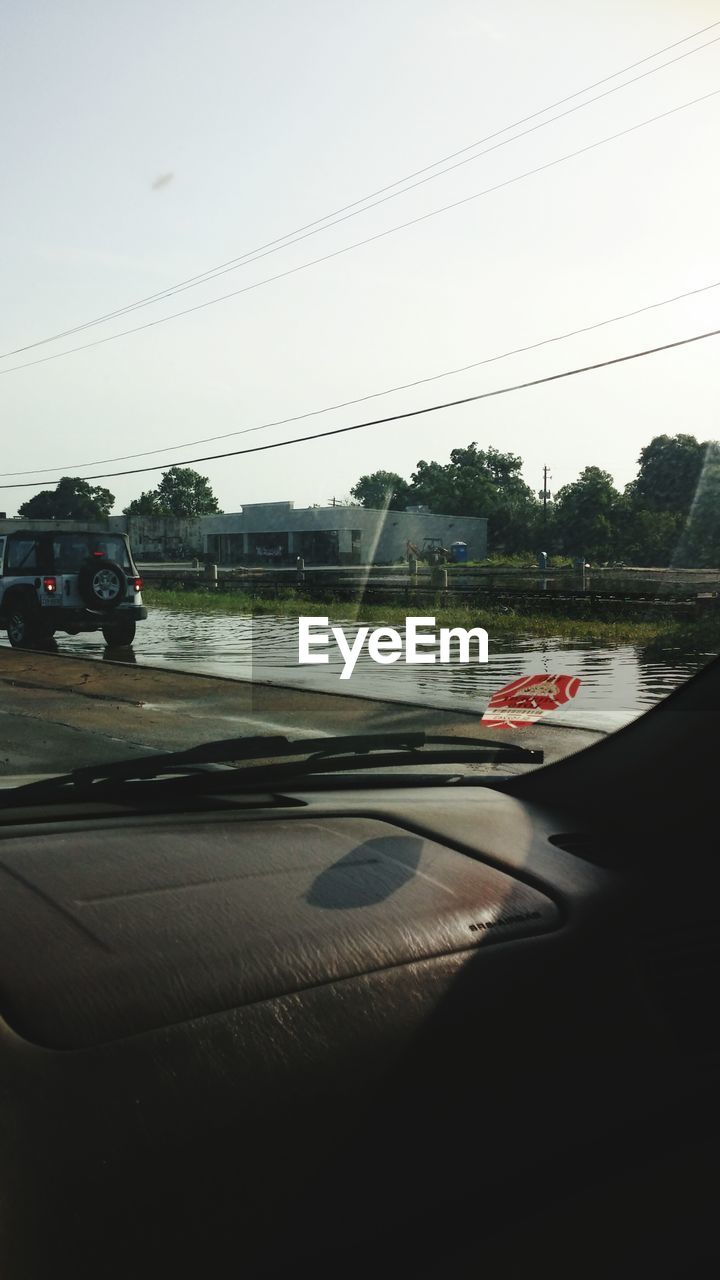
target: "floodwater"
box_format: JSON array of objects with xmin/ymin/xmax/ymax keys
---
[{"xmin": 23, "ymin": 606, "xmax": 715, "ymax": 733}]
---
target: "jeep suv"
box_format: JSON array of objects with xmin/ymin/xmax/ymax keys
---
[{"xmin": 0, "ymin": 527, "xmax": 147, "ymax": 648}]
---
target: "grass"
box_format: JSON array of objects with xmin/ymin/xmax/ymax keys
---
[
  {"xmin": 643, "ymin": 612, "xmax": 720, "ymax": 655},
  {"xmin": 454, "ymin": 554, "xmax": 575, "ymax": 570},
  {"xmin": 142, "ymin": 585, "xmax": 720, "ymax": 649}
]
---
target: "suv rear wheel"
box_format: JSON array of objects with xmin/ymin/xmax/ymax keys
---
[
  {"xmin": 6, "ymin": 603, "xmax": 45, "ymax": 648},
  {"xmin": 102, "ymin": 618, "xmax": 136, "ymax": 647}
]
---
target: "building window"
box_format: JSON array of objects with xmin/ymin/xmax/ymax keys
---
[{"xmin": 249, "ymin": 532, "xmax": 289, "ymax": 561}]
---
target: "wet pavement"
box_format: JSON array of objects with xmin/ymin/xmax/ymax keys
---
[
  {"xmin": 0, "ymin": 646, "xmax": 603, "ymax": 780},
  {"xmin": 8, "ymin": 607, "xmax": 711, "ymax": 734}
]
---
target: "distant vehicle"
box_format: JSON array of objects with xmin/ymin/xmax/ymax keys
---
[
  {"xmin": 0, "ymin": 526, "xmax": 147, "ymax": 648},
  {"xmin": 406, "ymin": 537, "xmax": 452, "ymax": 565}
]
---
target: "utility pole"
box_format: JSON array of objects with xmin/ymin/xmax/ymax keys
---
[{"xmin": 541, "ymin": 466, "xmax": 552, "ymax": 528}]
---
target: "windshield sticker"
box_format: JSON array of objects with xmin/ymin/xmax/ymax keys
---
[{"xmin": 481, "ymin": 674, "xmax": 581, "ymax": 729}]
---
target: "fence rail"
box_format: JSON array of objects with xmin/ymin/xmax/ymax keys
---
[{"xmin": 137, "ymin": 563, "xmax": 720, "ymax": 616}]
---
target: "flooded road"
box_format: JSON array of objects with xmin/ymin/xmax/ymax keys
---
[{"xmin": 10, "ymin": 606, "xmax": 712, "ymax": 734}]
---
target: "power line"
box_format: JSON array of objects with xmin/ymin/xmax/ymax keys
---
[
  {"xmin": 2, "ymin": 23, "xmax": 719, "ymax": 360},
  {"xmin": 3, "ymin": 326, "xmax": 717, "ymax": 491},
  {"xmin": 6, "ymin": 278, "xmax": 719, "ymax": 476},
  {"xmin": 3, "ymin": 86, "xmax": 719, "ymax": 382}
]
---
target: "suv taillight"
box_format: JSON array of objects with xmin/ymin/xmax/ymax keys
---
[
  {"xmin": 43, "ymin": 577, "xmax": 57, "ymax": 593},
  {"xmin": 133, "ymin": 577, "xmax": 143, "ymax": 592}
]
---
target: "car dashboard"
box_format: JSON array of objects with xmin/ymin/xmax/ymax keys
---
[{"xmin": 0, "ymin": 784, "xmax": 717, "ymax": 1278}]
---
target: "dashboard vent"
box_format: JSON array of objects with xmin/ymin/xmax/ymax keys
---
[{"xmin": 641, "ymin": 920, "xmax": 720, "ymax": 1058}]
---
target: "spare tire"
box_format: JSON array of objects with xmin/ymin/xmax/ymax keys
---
[{"xmin": 78, "ymin": 559, "xmax": 127, "ymax": 611}]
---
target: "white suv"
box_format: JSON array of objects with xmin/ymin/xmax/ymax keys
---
[{"xmin": 0, "ymin": 526, "xmax": 147, "ymax": 648}]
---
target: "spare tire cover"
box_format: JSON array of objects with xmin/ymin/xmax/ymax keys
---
[{"xmin": 78, "ymin": 559, "xmax": 127, "ymax": 611}]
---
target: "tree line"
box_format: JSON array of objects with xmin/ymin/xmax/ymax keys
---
[
  {"xmin": 350, "ymin": 434, "xmax": 720, "ymax": 566},
  {"xmin": 13, "ymin": 433, "xmax": 720, "ymax": 567},
  {"xmin": 16, "ymin": 467, "xmax": 221, "ymax": 523}
]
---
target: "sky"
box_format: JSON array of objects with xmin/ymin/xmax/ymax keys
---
[{"xmin": 2, "ymin": 0, "xmax": 719, "ymax": 519}]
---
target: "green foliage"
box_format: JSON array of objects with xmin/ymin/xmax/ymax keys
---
[
  {"xmin": 124, "ymin": 467, "xmax": 221, "ymax": 518},
  {"xmin": 615, "ymin": 436, "xmax": 720, "ymax": 567},
  {"xmin": 123, "ymin": 490, "xmax": 162, "ymax": 516},
  {"xmin": 119, "ymin": 436, "xmax": 720, "ymax": 568},
  {"xmin": 410, "ymin": 445, "xmax": 540, "ymax": 553},
  {"xmin": 673, "ymin": 443, "xmax": 720, "ymax": 567},
  {"xmin": 613, "ymin": 501, "xmax": 682, "ymax": 567},
  {"xmin": 18, "ymin": 476, "xmax": 115, "ymax": 522},
  {"xmin": 471, "ymin": 553, "xmax": 574, "ymax": 568},
  {"xmin": 349, "ymin": 433, "xmax": 720, "ymax": 567},
  {"xmin": 551, "ymin": 467, "xmax": 620, "ymax": 561},
  {"xmin": 143, "ymin": 586, "xmax": 675, "ymax": 644},
  {"xmin": 631, "ymin": 434, "xmax": 707, "ymax": 514},
  {"xmin": 350, "ymin": 471, "xmax": 411, "ymax": 510}
]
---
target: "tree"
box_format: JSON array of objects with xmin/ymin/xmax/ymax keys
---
[
  {"xmin": 18, "ymin": 476, "xmax": 115, "ymax": 522},
  {"xmin": 630, "ymin": 434, "xmax": 708, "ymax": 516},
  {"xmin": 614, "ymin": 500, "xmax": 683, "ymax": 567},
  {"xmin": 124, "ymin": 467, "xmax": 221, "ymax": 517},
  {"xmin": 673, "ymin": 442, "xmax": 720, "ymax": 567},
  {"xmin": 408, "ymin": 458, "xmax": 464, "ymax": 514},
  {"xmin": 122, "ymin": 489, "xmax": 162, "ymax": 517},
  {"xmin": 350, "ymin": 471, "xmax": 410, "ymax": 510},
  {"xmin": 552, "ymin": 467, "xmax": 620, "ymax": 562},
  {"xmin": 614, "ymin": 434, "xmax": 712, "ymax": 566},
  {"xmin": 409, "ymin": 445, "xmax": 539, "ymax": 553}
]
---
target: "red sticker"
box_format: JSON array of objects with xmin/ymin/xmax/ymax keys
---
[{"xmin": 481, "ymin": 674, "xmax": 581, "ymax": 729}]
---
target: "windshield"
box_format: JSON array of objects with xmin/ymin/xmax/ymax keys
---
[{"xmin": 1, "ymin": 3, "xmax": 719, "ymax": 786}]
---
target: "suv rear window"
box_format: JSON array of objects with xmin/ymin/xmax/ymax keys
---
[
  {"xmin": 6, "ymin": 537, "xmax": 41, "ymax": 572},
  {"xmin": 51, "ymin": 534, "xmax": 132, "ymax": 573}
]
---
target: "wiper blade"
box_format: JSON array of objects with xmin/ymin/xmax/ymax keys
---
[{"xmin": 4, "ymin": 732, "xmax": 542, "ymax": 803}]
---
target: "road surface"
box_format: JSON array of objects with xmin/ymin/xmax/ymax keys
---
[{"xmin": 0, "ymin": 646, "xmax": 603, "ymax": 780}]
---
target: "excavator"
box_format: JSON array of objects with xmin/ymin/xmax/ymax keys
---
[{"xmin": 406, "ymin": 537, "xmax": 452, "ymax": 565}]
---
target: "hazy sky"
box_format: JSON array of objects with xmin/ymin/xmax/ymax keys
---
[{"xmin": 2, "ymin": 0, "xmax": 719, "ymax": 518}]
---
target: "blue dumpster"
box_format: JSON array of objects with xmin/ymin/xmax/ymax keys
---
[{"xmin": 451, "ymin": 541, "xmax": 468, "ymax": 563}]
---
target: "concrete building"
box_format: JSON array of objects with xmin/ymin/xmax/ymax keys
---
[
  {"xmin": 108, "ymin": 502, "xmax": 488, "ymax": 565},
  {"xmin": 108, "ymin": 514, "xmax": 203, "ymax": 560},
  {"xmin": 201, "ymin": 502, "xmax": 487, "ymax": 566}
]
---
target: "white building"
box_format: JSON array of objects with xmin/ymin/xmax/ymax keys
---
[
  {"xmin": 201, "ymin": 501, "xmax": 487, "ymax": 565},
  {"xmin": 110, "ymin": 501, "xmax": 488, "ymax": 565}
]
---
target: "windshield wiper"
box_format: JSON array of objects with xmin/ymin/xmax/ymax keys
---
[{"xmin": 4, "ymin": 732, "xmax": 542, "ymax": 803}]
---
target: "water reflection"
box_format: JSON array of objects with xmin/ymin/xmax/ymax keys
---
[
  {"xmin": 3, "ymin": 608, "xmax": 712, "ymax": 727},
  {"xmin": 22, "ymin": 637, "xmax": 60, "ymax": 655},
  {"xmin": 103, "ymin": 646, "xmax": 137, "ymax": 664}
]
